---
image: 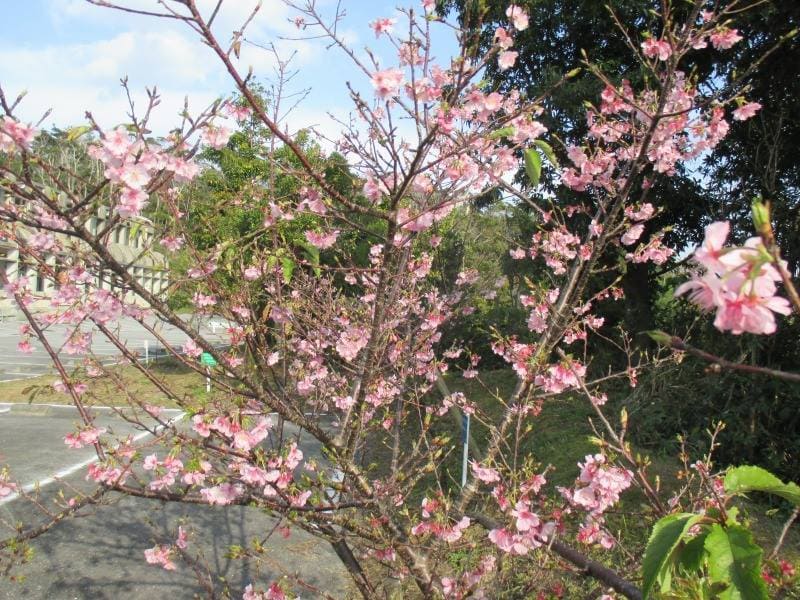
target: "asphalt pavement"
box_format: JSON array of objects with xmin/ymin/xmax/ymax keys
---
[{"xmin": 0, "ymin": 405, "xmax": 353, "ymax": 599}]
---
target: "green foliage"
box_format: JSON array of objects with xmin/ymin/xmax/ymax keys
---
[
  {"xmin": 642, "ymin": 513, "xmax": 703, "ymax": 598},
  {"xmin": 534, "ymin": 139, "xmax": 559, "ymax": 169},
  {"xmin": 704, "ymin": 524, "xmax": 767, "ymax": 600},
  {"xmin": 724, "ymin": 466, "xmax": 800, "ymax": 506},
  {"xmin": 642, "ymin": 465, "xmax": 799, "ymax": 599},
  {"xmin": 523, "ymin": 147, "xmax": 542, "ymax": 188},
  {"xmin": 628, "ymin": 272, "xmax": 800, "ymax": 482}
]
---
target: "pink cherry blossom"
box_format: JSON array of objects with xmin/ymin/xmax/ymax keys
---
[
  {"xmin": 175, "ymin": 526, "xmax": 188, "ymax": 550},
  {"xmin": 0, "ymin": 476, "xmax": 17, "ymax": 498},
  {"xmin": 161, "ymin": 236, "xmax": 185, "ymax": 251},
  {"xmin": 363, "ymin": 177, "xmax": 386, "ymax": 202},
  {"xmin": 223, "ymin": 101, "xmax": 252, "ymax": 121},
  {"xmin": 676, "ymin": 221, "xmax": 792, "ymax": 334},
  {"xmin": 370, "ymin": 17, "xmax": 395, "ymax": 37},
  {"xmin": 0, "ymin": 116, "xmax": 38, "ymax": 152},
  {"xmin": 620, "ymin": 223, "xmax": 645, "ymax": 246},
  {"xmin": 732, "ymin": 102, "xmax": 762, "ymax": 121},
  {"xmin": 494, "ymin": 27, "xmax": 514, "ymax": 49},
  {"xmin": 202, "ymin": 125, "xmax": 233, "ymax": 149},
  {"xmin": 182, "ymin": 339, "xmax": 203, "ymax": 359},
  {"xmin": 192, "ymin": 292, "xmax": 217, "ymax": 309},
  {"xmin": 624, "ymin": 203, "xmax": 655, "ymax": 222},
  {"xmin": 498, "ymin": 51, "xmax": 518, "ymax": 71},
  {"xmin": 200, "ymin": 483, "xmax": 242, "ymax": 505},
  {"xmin": 641, "ymin": 38, "xmax": 672, "ymax": 61},
  {"xmin": 117, "ymin": 187, "xmax": 148, "ymax": 218},
  {"xmin": 243, "ymin": 265, "xmax": 263, "ymax": 280},
  {"xmin": 710, "ymin": 28, "xmax": 743, "ymax": 50},
  {"xmin": 371, "ymin": 68, "xmax": 405, "ymax": 99},
  {"xmin": 304, "ymin": 229, "xmax": 339, "ymax": 249},
  {"xmin": 144, "ymin": 545, "xmax": 176, "ymax": 570},
  {"xmin": 336, "ymin": 326, "xmax": 369, "ymax": 362},
  {"xmin": 119, "ymin": 163, "xmax": 150, "ymax": 190},
  {"xmin": 505, "ymin": 5, "xmax": 529, "ymax": 31}
]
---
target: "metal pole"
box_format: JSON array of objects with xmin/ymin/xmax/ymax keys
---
[
  {"xmin": 205, "ymin": 367, "xmax": 211, "ymax": 393},
  {"xmin": 144, "ymin": 339, "xmax": 149, "ymax": 365},
  {"xmin": 461, "ymin": 412, "xmax": 470, "ymax": 487}
]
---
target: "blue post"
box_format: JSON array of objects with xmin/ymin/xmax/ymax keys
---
[{"xmin": 461, "ymin": 412, "xmax": 470, "ymax": 487}]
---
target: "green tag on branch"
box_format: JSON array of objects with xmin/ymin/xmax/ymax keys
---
[{"xmin": 200, "ymin": 352, "xmax": 217, "ymax": 367}]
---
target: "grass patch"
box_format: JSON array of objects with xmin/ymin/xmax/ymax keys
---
[
  {"xmin": 0, "ymin": 358, "xmax": 208, "ymax": 408},
  {"xmin": 433, "ymin": 369, "xmax": 800, "ymax": 597}
]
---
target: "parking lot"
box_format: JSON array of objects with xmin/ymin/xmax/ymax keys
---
[
  {"xmin": 0, "ymin": 313, "xmax": 229, "ymax": 382},
  {"xmin": 0, "ymin": 404, "xmax": 351, "ymax": 599}
]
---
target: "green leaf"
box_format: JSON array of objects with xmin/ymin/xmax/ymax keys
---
[
  {"xmin": 704, "ymin": 524, "xmax": 767, "ymax": 600},
  {"xmin": 488, "ymin": 126, "xmax": 515, "ymax": 140},
  {"xmin": 534, "ymin": 139, "xmax": 559, "ymax": 169},
  {"xmin": 642, "ymin": 513, "xmax": 703, "ymax": 599},
  {"xmin": 66, "ymin": 125, "xmax": 92, "ymax": 142},
  {"xmin": 524, "ymin": 148, "xmax": 542, "ymax": 188},
  {"xmin": 129, "ymin": 222, "xmax": 142, "ymax": 244},
  {"xmin": 724, "ymin": 466, "xmax": 800, "ymax": 506},
  {"xmin": 678, "ymin": 532, "xmax": 709, "ymax": 574},
  {"xmin": 645, "ymin": 330, "xmax": 674, "ymax": 347},
  {"xmin": 296, "ymin": 240, "xmax": 321, "ymax": 277},
  {"xmin": 281, "ymin": 257, "xmax": 295, "ymax": 284}
]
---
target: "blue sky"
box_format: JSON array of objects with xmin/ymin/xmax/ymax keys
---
[{"xmin": 0, "ymin": 0, "xmax": 459, "ymax": 138}]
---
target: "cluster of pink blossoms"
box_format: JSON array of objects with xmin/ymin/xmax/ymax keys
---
[
  {"xmin": 440, "ymin": 555, "xmax": 497, "ymax": 599},
  {"xmin": 478, "ymin": 467, "xmax": 553, "ymax": 557},
  {"xmin": 0, "ymin": 116, "xmax": 37, "ymax": 153},
  {"xmin": 410, "ymin": 496, "xmax": 471, "ymax": 543},
  {"xmin": 676, "ymin": 221, "xmax": 791, "ymax": 334},
  {"xmin": 242, "ymin": 582, "xmax": 288, "ymax": 600},
  {"xmin": 0, "ymin": 471, "xmax": 17, "ymax": 498},
  {"xmin": 558, "ymin": 454, "xmax": 633, "ymax": 549},
  {"xmin": 534, "ymin": 359, "xmax": 587, "ymax": 393},
  {"xmin": 88, "ymin": 128, "xmax": 199, "ymax": 218},
  {"xmin": 143, "ymin": 527, "xmax": 188, "ymax": 571}
]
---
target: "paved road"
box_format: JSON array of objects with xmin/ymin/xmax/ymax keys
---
[
  {"xmin": 0, "ymin": 313, "xmax": 229, "ymax": 382},
  {"xmin": 0, "ymin": 405, "xmax": 352, "ymax": 599}
]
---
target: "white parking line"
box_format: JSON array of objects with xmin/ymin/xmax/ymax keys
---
[
  {"xmin": 0, "ymin": 403, "xmax": 184, "ymax": 411},
  {"xmin": 0, "ymin": 412, "xmax": 185, "ymax": 507}
]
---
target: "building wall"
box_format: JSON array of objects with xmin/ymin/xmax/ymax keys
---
[{"xmin": 0, "ymin": 216, "xmax": 169, "ymax": 316}]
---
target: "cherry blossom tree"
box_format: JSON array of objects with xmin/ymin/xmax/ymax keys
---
[{"xmin": 0, "ymin": 1, "xmax": 797, "ymax": 598}]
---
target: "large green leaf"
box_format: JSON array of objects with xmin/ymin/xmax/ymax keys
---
[
  {"xmin": 281, "ymin": 257, "xmax": 295, "ymax": 284},
  {"xmin": 724, "ymin": 466, "xmax": 800, "ymax": 506},
  {"xmin": 524, "ymin": 148, "xmax": 542, "ymax": 188},
  {"xmin": 534, "ymin": 139, "xmax": 559, "ymax": 169},
  {"xmin": 704, "ymin": 524, "xmax": 767, "ymax": 600},
  {"xmin": 642, "ymin": 513, "xmax": 703, "ymax": 599},
  {"xmin": 677, "ymin": 531, "xmax": 709, "ymax": 574}
]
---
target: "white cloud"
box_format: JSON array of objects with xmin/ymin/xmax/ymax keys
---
[
  {"xmin": 0, "ymin": 6, "xmax": 323, "ymax": 132},
  {"xmin": 2, "ymin": 0, "xmax": 385, "ymax": 139}
]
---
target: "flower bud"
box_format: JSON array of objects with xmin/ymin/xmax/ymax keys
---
[{"xmin": 751, "ymin": 199, "xmax": 771, "ymax": 237}]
